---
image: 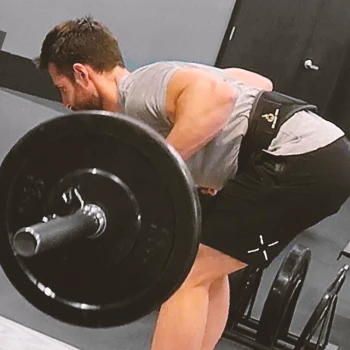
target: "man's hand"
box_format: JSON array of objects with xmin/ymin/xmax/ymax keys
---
[
  {"xmin": 198, "ymin": 187, "xmax": 218, "ymax": 196},
  {"xmin": 165, "ymin": 69, "xmax": 237, "ymax": 161}
]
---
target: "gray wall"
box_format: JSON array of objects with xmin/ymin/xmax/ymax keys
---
[{"xmin": 0, "ymin": 0, "xmax": 236, "ymax": 70}]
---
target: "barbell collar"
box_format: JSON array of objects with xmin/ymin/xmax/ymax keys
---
[{"xmin": 12, "ymin": 204, "xmax": 107, "ymax": 258}]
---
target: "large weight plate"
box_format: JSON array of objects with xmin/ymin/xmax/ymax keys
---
[
  {"xmin": 226, "ymin": 266, "xmax": 263, "ymax": 330},
  {"xmin": 256, "ymin": 244, "xmax": 311, "ymax": 347},
  {"xmin": 0, "ymin": 111, "xmax": 201, "ymax": 328}
]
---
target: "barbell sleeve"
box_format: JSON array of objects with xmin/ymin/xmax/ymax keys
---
[{"xmin": 12, "ymin": 204, "xmax": 107, "ymax": 258}]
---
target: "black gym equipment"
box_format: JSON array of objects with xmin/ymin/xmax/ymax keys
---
[
  {"xmin": 256, "ymin": 245, "xmax": 311, "ymax": 347},
  {"xmin": 225, "ymin": 244, "xmax": 311, "ymax": 349},
  {"xmin": 226, "ymin": 266, "xmax": 263, "ymax": 330},
  {"xmin": 0, "ymin": 111, "xmax": 201, "ymax": 328},
  {"xmin": 225, "ymin": 244, "xmax": 349, "ymax": 350},
  {"xmin": 294, "ymin": 265, "xmax": 349, "ymax": 350}
]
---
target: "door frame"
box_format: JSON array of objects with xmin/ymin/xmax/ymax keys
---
[{"xmin": 215, "ymin": 0, "xmax": 243, "ymax": 68}]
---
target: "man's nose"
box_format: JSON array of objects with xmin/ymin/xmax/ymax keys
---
[{"xmin": 62, "ymin": 96, "xmax": 72, "ymax": 110}]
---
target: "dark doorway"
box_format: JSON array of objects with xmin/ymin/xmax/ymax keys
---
[{"xmin": 216, "ymin": 0, "xmax": 350, "ymax": 116}]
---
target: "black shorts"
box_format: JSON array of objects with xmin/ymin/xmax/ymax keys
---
[{"xmin": 199, "ymin": 136, "xmax": 350, "ymax": 268}]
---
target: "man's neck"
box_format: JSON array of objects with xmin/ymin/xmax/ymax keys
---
[{"xmin": 98, "ymin": 66, "xmax": 130, "ymax": 113}]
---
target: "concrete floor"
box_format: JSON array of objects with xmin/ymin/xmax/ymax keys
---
[{"xmin": 0, "ymin": 87, "xmax": 350, "ymax": 349}]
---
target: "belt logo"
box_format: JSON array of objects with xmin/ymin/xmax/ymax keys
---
[{"xmin": 261, "ymin": 108, "xmax": 280, "ymax": 129}]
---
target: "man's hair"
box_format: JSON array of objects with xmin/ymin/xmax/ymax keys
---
[{"xmin": 35, "ymin": 16, "xmax": 125, "ymax": 76}]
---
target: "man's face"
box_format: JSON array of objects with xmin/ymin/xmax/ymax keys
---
[{"xmin": 48, "ymin": 63, "xmax": 103, "ymax": 111}]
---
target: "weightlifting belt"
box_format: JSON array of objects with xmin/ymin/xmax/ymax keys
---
[{"xmin": 237, "ymin": 91, "xmax": 317, "ymax": 170}]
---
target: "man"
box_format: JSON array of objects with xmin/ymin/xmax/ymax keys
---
[{"xmin": 36, "ymin": 16, "xmax": 350, "ymax": 350}]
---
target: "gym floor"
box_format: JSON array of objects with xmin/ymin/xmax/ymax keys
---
[{"xmin": 1, "ymin": 87, "xmax": 350, "ymax": 349}]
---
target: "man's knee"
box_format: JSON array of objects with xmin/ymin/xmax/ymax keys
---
[{"xmin": 181, "ymin": 244, "xmax": 246, "ymax": 289}]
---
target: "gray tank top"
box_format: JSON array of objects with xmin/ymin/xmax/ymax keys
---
[{"xmin": 117, "ymin": 61, "xmax": 344, "ymax": 189}]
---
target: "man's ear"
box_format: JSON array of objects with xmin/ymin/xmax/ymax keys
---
[{"xmin": 72, "ymin": 63, "xmax": 90, "ymax": 86}]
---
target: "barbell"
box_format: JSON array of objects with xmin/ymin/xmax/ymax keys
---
[{"xmin": 0, "ymin": 111, "xmax": 201, "ymax": 328}]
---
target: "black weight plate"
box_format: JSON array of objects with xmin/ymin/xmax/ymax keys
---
[
  {"xmin": 226, "ymin": 266, "xmax": 263, "ymax": 330},
  {"xmin": 294, "ymin": 265, "xmax": 349, "ymax": 350},
  {"xmin": 0, "ymin": 111, "xmax": 201, "ymax": 328},
  {"xmin": 256, "ymin": 244, "xmax": 311, "ymax": 347}
]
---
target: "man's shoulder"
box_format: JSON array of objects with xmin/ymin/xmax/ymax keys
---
[
  {"xmin": 128, "ymin": 60, "xmax": 225, "ymax": 86},
  {"xmin": 131, "ymin": 61, "xmax": 182, "ymax": 73},
  {"xmin": 124, "ymin": 61, "xmax": 185, "ymax": 91}
]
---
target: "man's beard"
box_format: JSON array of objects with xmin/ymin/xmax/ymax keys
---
[{"xmin": 74, "ymin": 92, "xmax": 103, "ymax": 111}]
